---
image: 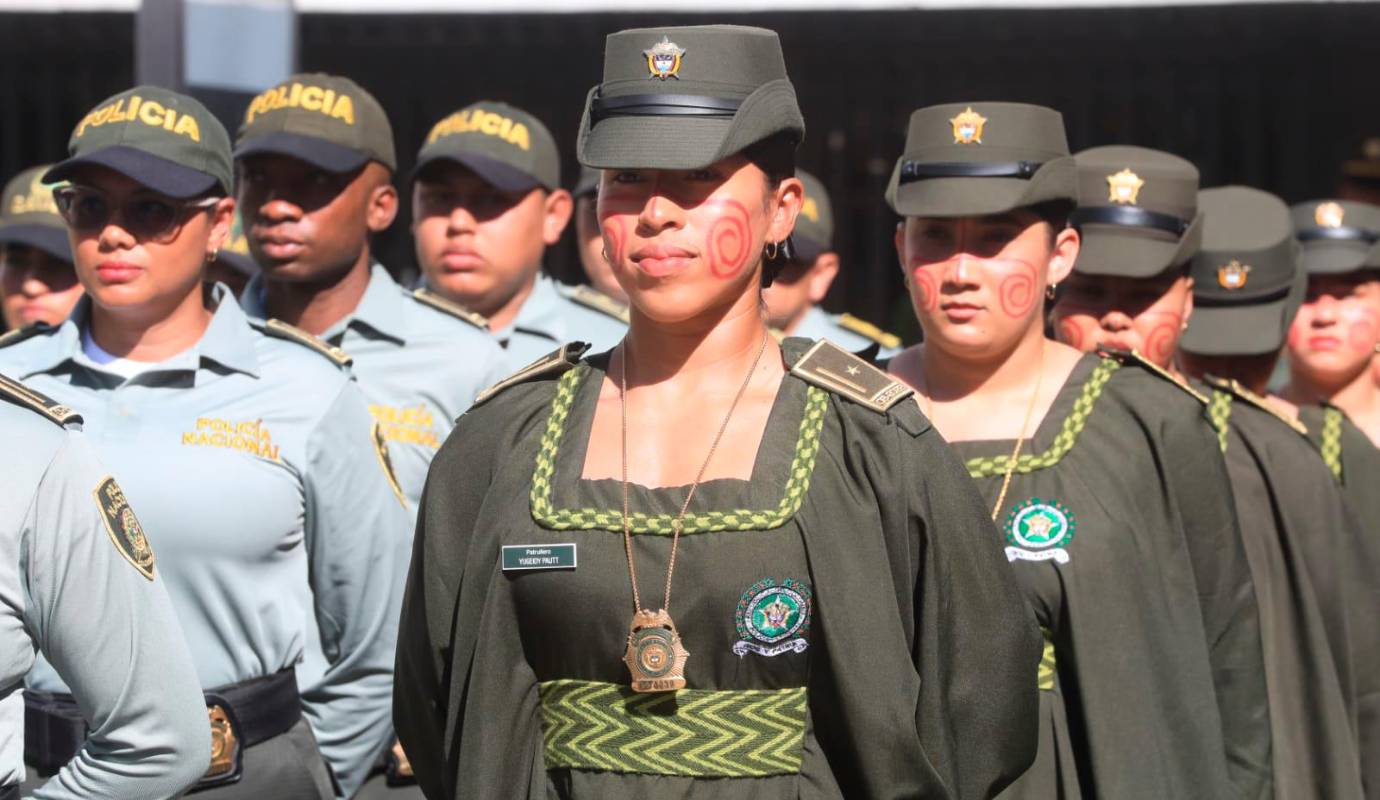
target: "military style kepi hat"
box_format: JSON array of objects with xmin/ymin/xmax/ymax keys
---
[
  {"xmin": 1289, "ymin": 199, "xmax": 1380, "ymax": 274},
  {"xmin": 886, "ymin": 102, "xmax": 1076, "ymax": 218},
  {"xmin": 235, "ymin": 73, "xmax": 397, "ymax": 173},
  {"xmin": 1070, "ymin": 146, "xmax": 1203, "ymax": 278},
  {"xmin": 44, "ymin": 86, "xmax": 232, "ymax": 198},
  {"xmin": 416, "ymin": 101, "xmax": 560, "ymax": 192},
  {"xmin": 792, "ymin": 169, "xmax": 833, "ymax": 262},
  {"xmin": 578, "ymin": 25, "xmax": 805, "ymax": 170},
  {"xmin": 1179, "ymin": 187, "xmax": 1303, "ymax": 356},
  {"xmin": 0, "ymin": 166, "xmax": 70, "ymax": 260}
]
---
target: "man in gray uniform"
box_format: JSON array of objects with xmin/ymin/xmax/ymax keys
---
[
  {"xmin": 570, "ymin": 165, "xmax": 627, "ymax": 304},
  {"xmin": 234, "ymin": 72, "xmax": 508, "ymax": 511},
  {"xmin": 0, "ymin": 166, "xmax": 83, "ymax": 332},
  {"xmin": 2, "ymin": 374, "xmax": 208, "ymax": 799},
  {"xmin": 762, "ymin": 169, "xmax": 902, "ymax": 356},
  {"xmin": 411, "ymin": 100, "xmax": 627, "ymax": 369}
]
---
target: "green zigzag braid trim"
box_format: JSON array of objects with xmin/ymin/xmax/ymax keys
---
[
  {"xmin": 1321, "ymin": 407, "xmax": 1344, "ymax": 483},
  {"xmin": 1038, "ymin": 627, "xmax": 1056, "ymax": 691},
  {"xmin": 1208, "ymin": 390, "xmax": 1233, "ymax": 454}
]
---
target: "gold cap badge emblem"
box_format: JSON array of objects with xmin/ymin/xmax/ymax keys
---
[
  {"xmin": 1106, "ymin": 169, "xmax": 1145, "ymax": 205},
  {"xmin": 644, "ymin": 36, "xmax": 686, "ymax": 81},
  {"xmin": 1315, "ymin": 201, "xmax": 1345, "ymax": 228},
  {"xmin": 949, "ymin": 107, "xmax": 987, "ymax": 145},
  {"xmin": 1217, "ymin": 260, "xmax": 1252, "ymax": 290}
]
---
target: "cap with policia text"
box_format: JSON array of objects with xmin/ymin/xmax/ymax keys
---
[
  {"xmin": 1289, "ymin": 199, "xmax": 1380, "ymax": 275},
  {"xmin": 792, "ymin": 169, "xmax": 834, "ymax": 263},
  {"xmin": 44, "ymin": 86, "xmax": 232, "ymax": 199},
  {"xmin": 1179, "ymin": 187, "xmax": 1302, "ymax": 357},
  {"xmin": 415, "ymin": 101, "xmax": 560, "ymax": 192},
  {"xmin": 0, "ymin": 166, "xmax": 70, "ymax": 261},
  {"xmin": 235, "ymin": 73, "xmax": 397, "ymax": 173},
  {"xmin": 1070, "ymin": 146, "xmax": 1202, "ymax": 278},
  {"xmin": 578, "ymin": 25, "xmax": 805, "ymax": 171},
  {"xmin": 886, "ymin": 102, "xmax": 1076, "ymax": 218}
]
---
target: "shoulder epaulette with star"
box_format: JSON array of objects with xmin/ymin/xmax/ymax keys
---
[
  {"xmin": 0, "ymin": 372, "xmax": 81, "ymax": 427},
  {"xmin": 1097, "ymin": 347, "xmax": 1208, "ymax": 405},
  {"xmin": 1205, "ymin": 375, "xmax": 1308, "ymax": 436},
  {"xmin": 789, "ymin": 339, "xmax": 912, "ymax": 413},
  {"xmin": 257, "ymin": 319, "xmax": 353, "ymax": 368},
  {"xmin": 837, "ymin": 313, "xmax": 902, "ymax": 350},
  {"xmin": 0, "ymin": 322, "xmax": 53, "ymax": 349},
  {"xmin": 412, "ymin": 288, "xmax": 489, "ymax": 330},
  {"xmin": 566, "ymin": 284, "xmax": 631, "ymax": 324},
  {"xmin": 474, "ymin": 342, "xmax": 590, "ymax": 408}
]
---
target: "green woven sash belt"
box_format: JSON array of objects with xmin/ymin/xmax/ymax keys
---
[
  {"xmin": 539, "ymin": 679, "xmax": 808, "ymax": 778},
  {"xmin": 1038, "ymin": 627, "xmax": 1056, "ymax": 691}
]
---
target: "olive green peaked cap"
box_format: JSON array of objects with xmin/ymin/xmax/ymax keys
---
[
  {"xmin": 416, "ymin": 101, "xmax": 560, "ymax": 192},
  {"xmin": 235, "ymin": 73, "xmax": 397, "ymax": 173},
  {"xmin": 1180, "ymin": 186, "xmax": 1302, "ymax": 356},
  {"xmin": 1289, "ymin": 199, "xmax": 1380, "ymax": 274},
  {"xmin": 0, "ymin": 165, "xmax": 70, "ymax": 261},
  {"xmin": 578, "ymin": 25, "xmax": 805, "ymax": 170},
  {"xmin": 885, "ymin": 102, "xmax": 1076, "ymax": 218},
  {"xmin": 1070, "ymin": 146, "xmax": 1203, "ymax": 278},
  {"xmin": 792, "ymin": 169, "xmax": 834, "ymax": 262}
]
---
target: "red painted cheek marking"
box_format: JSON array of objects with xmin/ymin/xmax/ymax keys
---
[
  {"xmin": 703, "ymin": 199, "xmax": 752, "ymax": 280},
  {"xmin": 601, "ymin": 218, "xmax": 627, "ymax": 267},
  {"xmin": 1139, "ymin": 312, "xmax": 1183, "ymax": 366},
  {"xmin": 1057, "ymin": 318, "xmax": 1086, "ymax": 351},
  {"xmin": 997, "ymin": 262, "xmax": 1039, "ymax": 318},
  {"xmin": 910, "ymin": 265, "xmax": 939, "ymax": 312},
  {"xmin": 1348, "ymin": 317, "xmax": 1378, "ymax": 354}
]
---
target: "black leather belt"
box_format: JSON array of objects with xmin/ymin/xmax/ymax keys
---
[{"xmin": 25, "ymin": 668, "xmax": 300, "ymax": 792}]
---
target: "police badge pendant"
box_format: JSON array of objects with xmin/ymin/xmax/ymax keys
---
[{"xmin": 623, "ymin": 608, "xmax": 690, "ymax": 692}]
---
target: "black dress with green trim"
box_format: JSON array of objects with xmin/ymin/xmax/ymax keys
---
[
  {"xmin": 946, "ymin": 354, "xmax": 1269, "ymax": 800},
  {"xmin": 394, "ymin": 340, "xmax": 1042, "ymax": 800}
]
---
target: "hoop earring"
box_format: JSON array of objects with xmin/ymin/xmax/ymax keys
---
[
  {"xmin": 601, "ymin": 246, "xmax": 609, "ymax": 262},
  {"xmin": 207, "ymin": 248, "xmax": 219, "ymax": 263},
  {"xmin": 1045, "ymin": 283, "xmax": 1058, "ymax": 301},
  {"xmin": 764, "ymin": 241, "xmax": 780, "ymax": 261}
]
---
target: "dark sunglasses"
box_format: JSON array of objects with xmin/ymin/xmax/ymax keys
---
[{"xmin": 53, "ymin": 185, "xmax": 219, "ymax": 243}]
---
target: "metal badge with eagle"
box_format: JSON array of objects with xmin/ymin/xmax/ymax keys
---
[
  {"xmin": 949, "ymin": 106, "xmax": 987, "ymax": 145},
  {"xmin": 644, "ymin": 36, "xmax": 686, "ymax": 80},
  {"xmin": 1218, "ymin": 259, "xmax": 1252, "ymax": 290}
]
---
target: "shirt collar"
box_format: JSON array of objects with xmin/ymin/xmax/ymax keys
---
[
  {"xmin": 241, "ymin": 264, "xmax": 407, "ymax": 346},
  {"xmin": 500, "ymin": 273, "xmax": 564, "ymax": 343}
]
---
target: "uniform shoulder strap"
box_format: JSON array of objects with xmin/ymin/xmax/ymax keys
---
[
  {"xmin": 789, "ymin": 339, "xmax": 912, "ymax": 413},
  {"xmin": 566, "ymin": 284, "xmax": 631, "ymax": 324},
  {"xmin": 0, "ymin": 372, "xmax": 81, "ymax": 427},
  {"xmin": 257, "ymin": 319, "xmax": 353, "ymax": 368},
  {"xmin": 474, "ymin": 342, "xmax": 590, "ymax": 407},
  {"xmin": 1205, "ymin": 375, "xmax": 1308, "ymax": 436},
  {"xmin": 1097, "ymin": 347, "xmax": 1208, "ymax": 405},
  {"xmin": 837, "ymin": 313, "xmax": 902, "ymax": 350},
  {"xmin": 0, "ymin": 322, "xmax": 53, "ymax": 349},
  {"xmin": 411, "ymin": 288, "xmax": 490, "ymax": 330}
]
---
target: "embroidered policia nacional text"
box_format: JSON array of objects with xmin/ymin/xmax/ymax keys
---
[
  {"xmin": 75, "ymin": 95, "xmax": 201, "ymax": 141},
  {"xmin": 93, "ymin": 476, "xmax": 155, "ymax": 580},
  {"xmin": 1004, "ymin": 497, "xmax": 1076, "ymax": 564},
  {"xmin": 370, "ymin": 403, "xmax": 441, "ymax": 449},
  {"xmin": 733, "ymin": 578, "xmax": 812, "ymax": 657},
  {"xmin": 181, "ymin": 417, "xmax": 282, "ymax": 461},
  {"xmin": 425, "ymin": 109, "xmax": 532, "ymax": 151},
  {"xmin": 244, "ymin": 82, "xmax": 356, "ymax": 126}
]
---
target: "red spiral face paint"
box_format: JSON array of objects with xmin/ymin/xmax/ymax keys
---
[
  {"xmin": 1347, "ymin": 311, "xmax": 1379, "ymax": 354},
  {"xmin": 1138, "ymin": 311, "xmax": 1183, "ymax": 366},
  {"xmin": 910, "ymin": 264, "xmax": 939, "ymax": 312},
  {"xmin": 702, "ymin": 199, "xmax": 752, "ymax": 279},
  {"xmin": 998, "ymin": 262, "xmax": 1039, "ymax": 319},
  {"xmin": 1057, "ymin": 317, "xmax": 1086, "ymax": 351},
  {"xmin": 601, "ymin": 218, "xmax": 627, "ymax": 269}
]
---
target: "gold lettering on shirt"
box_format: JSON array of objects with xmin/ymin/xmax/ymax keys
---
[
  {"xmin": 180, "ymin": 417, "xmax": 282, "ymax": 461},
  {"xmin": 369, "ymin": 403, "xmax": 441, "ymax": 449}
]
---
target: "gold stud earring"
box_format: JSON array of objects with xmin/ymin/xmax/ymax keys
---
[{"xmin": 1045, "ymin": 283, "xmax": 1058, "ymax": 301}]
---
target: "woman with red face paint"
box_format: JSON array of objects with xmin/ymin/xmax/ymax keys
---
[
  {"xmin": 395, "ymin": 26, "xmax": 1040, "ymax": 800},
  {"xmin": 885, "ymin": 103, "xmax": 1268, "ymax": 800}
]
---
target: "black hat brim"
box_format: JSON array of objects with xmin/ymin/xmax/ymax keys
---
[
  {"xmin": 1180, "ymin": 269, "xmax": 1305, "ymax": 356},
  {"xmin": 233, "ymin": 132, "xmax": 371, "ymax": 174},
  {"xmin": 0, "ymin": 222, "xmax": 71, "ymax": 261},
  {"xmin": 44, "ymin": 145, "xmax": 220, "ymax": 199},
  {"xmin": 412, "ymin": 152, "xmax": 543, "ymax": 193},
  {"xmin": 1074, "ymin": 213, "xmax": 1203, "ymax": 279}
]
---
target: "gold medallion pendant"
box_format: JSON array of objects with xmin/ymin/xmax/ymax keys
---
[{"xmin": 623, "ymin": 608, "xmax": 690, "ymax": 692}]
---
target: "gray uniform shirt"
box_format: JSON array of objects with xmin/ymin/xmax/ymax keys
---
[
  {"xmin": 0, "ymin": 288, "xmax": 409, "ymax": 797},
  {"xmin": 790, "ymin": 306, "xmax": 901, "ymax": 359},
  {"xmin": 0, "ymin": 394, "xmax": 208, "ymax": 799},
  {"xmin": 490, "ymin": 275, "xmax": 627, "ymax": 370}
]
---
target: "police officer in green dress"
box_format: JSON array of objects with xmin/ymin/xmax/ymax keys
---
[
  {"xmin": 410, "ymin": 100, "xmax": 628, "ymax": 370},
  {"xmin": 2, "ymin": 375, "xmax": 208, "ymax": 799},
  {"xmin": 762, "ymin": 169, "xmax": 901, "ymax": 356},
  {"xmin": 0, "ymin": 166, "xmax": 83, "ymax": 332},
  {"xmin": 234, "ymin": 73, "xmax": 509, "ymax": 512},
  {"xmin": 396, "ymin": 25, "xmax": 1040, "ymax": 800},
  {"xmin": 0, "ymin": 86, "xmax": 410, "ymax": 799},
  {"xmin": 571, "ymin": 165, "xmax": 627, "ymax": 304}
]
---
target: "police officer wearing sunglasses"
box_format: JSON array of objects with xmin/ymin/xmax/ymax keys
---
[{"xmin": 0, "ymin": 86, "xmax": 410, "ymax": 798}]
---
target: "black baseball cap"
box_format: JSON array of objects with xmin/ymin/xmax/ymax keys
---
[
  {"xmin": 792, "ymin": 169, "xmax": 834, "ymax": 263},
  {"xmin": 415, "ymin": 101, "xmax": 561, "ymax": 192},
  {"xmin": 0, "ymin": 166, "xmax": 71, "ymax": 261},
  {"xmin": 235, "ymin": 73, "xmax": 397, "ymax": 174}
]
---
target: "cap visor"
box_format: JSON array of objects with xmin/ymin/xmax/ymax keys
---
[
  {"xmin": 891, "ymin": 176, "xmax": 1037, "ymax": 219},
  {"xmin": 1074, "ymin": 225, "xmax": 1192, "ymax": 278},
  {"xmin": 0, "ymin": 223, "xmax": 71, "ymax": 261},
  {"xmin": 580, "ymin": 115, "xmax": 731, "ymax": 171},
  {"xmin": 1180, "ymin": 297, "xmax": 1293, "ymax": 356},
  {"xmin": 45, "ymin": 146, "xmax": 218, "ymax": 199},
  {"xmin": 1300, "ymin": 241, "xmax": 1372, "ymax": 274},
  {"xmin": 789, "ymin": 234, "xmax": 826, "ymax": 264},
  {"xmin": 234, "ymin": 132, "xmax": 370, "ymax": 174},
  {"xmin": 413, "ymin": 153, "xmax": 543, "ymax": 193}
]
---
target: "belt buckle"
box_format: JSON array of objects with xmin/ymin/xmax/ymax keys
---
[
  {"xmin": 189, "ymin": 695, "xmax": 243, "ymax": 792},
  {"xmin": 385, "ymin": 739, "xmax": 416, "ymax": 786}
]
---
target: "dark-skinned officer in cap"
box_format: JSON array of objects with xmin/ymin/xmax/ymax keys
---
[
  {"xmin": 883, "ymin": 105, "xmax": 1269, "ymax": 799},
  {"xmin": 761, "ymin": 169, "xmax": 901, "ymax": 357},
  {"xmin": 571, "ymin": 164, "xmax": 628, "ymax": 304},
  {"xmin": 0, "ymin": 166, "xmax": 83, "ymax": 333},
  {"xmin": 396, "ymin": 26, "xmax": 1039, "ymax": 800},
  {"xmin": 1061, "ymin": 163, "xmax": 1363, "ymax": 798},
  {"xmin": 1278, "ymin": 199, "xmax": 1380, "ymax": 797},
  {"xmin": 410, "ymin": 100, "xmax": 627, "ymax": 372}
]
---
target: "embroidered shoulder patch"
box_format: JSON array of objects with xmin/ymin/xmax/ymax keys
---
[
  {"xmin": 1097, "ymin": 347, "xmax": 1207, "ymax": 405},
  {"xmin": 1004, "ymin": 498, "xmax": 1076, "ymax": 564},
  {"xmin": 260, "ymin": 319, "xmax": 353, "ymax": 368},
  {"xmin": 790, "ymin": 339, "xmax": 912, "ymax": 413},
  {"xmin": 733, "ymin": 578, "xmax": 812, "ymax": 657},
  {"xmin": 93, "ymin": 476, "xmax": 155, "ymax": 580},
  {"xmin": 0, "ymin": 322, "xmax": 52, "ymax": 349},
  {"xmin": 1205, "ymin": 375, "xmax": 1308, "ymax": 436},
  {"xmin": 412, "ymin": 288, "xmax": 489, "ymax": 330},
  {"xmin": 837, "ymin": 313, "xmax": 901, "ymax": 350},
  {"xmin": 0, "ymin": 372, "xmax": 81, "ymax": 427},
  {"xmin": 566, "ymin": 284, "xmax": 631, "ymax": 324},
  {"xmin": 474, "ymin": 342, "xmax": 590, "ymax": 407},
  {"xmin": 371, "ymin": 422, "xmax": 407, "ymax": 508}
]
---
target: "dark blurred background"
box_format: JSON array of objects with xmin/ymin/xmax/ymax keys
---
[{"xmin": 3, "ymin": 3, "xmax": 1378, "ymax": 341}]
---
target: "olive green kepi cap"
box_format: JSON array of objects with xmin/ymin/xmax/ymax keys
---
[
  {"xmin": 235, "ymin": 73, "xmax": 396, "ymax": 173},
  {"xmin": 1070, "ymin": 146, "xmax": 1203, "ymax": 278},
  {"xmin": 885, "ymin": 102, "xmax": 1076, "ymax": 218},
  {"xmin": 0, "ymin": 166, "xmax": 70, "ymax": 261},
  {"xmin": 792, "ymin": 169, "xmax": 833, "ymax": 262},
  {"xmin": 578, "ymin": 25, "xmax": 805, "ymax": 171},
  {"xmin": 1289, "ymin": 199, "xmax": 1380, "ymax": 274},
  {"xmin": 1179, "ymin": 187, "xmax": 1303, "ymax": 357},
  {"xmin": 415, "ymin": 101, "xmax": 560, "ymax": 192},
  {"xmin": 44, "ymin": 86, "xmax": 232, "ymax": 199}
]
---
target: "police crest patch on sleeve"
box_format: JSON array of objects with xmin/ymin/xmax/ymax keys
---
[{"xmin": 93, "ymin": 476, "xmax": 155, "ymax": 580}]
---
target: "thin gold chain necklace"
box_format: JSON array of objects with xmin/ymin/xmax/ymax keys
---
[{"xmin": 618, "ymin": 333, "xmax": 770, "ymax": 692}]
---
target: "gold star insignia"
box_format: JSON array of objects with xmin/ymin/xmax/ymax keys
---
[
  {"xmin": 845, "ymin": 364, "xmax": 861, "ymax": 376},
  {"xmin": 1106, "ymin": 169, "xmax": 1145, "ymax": 205},
  {"xmin": 949, "ymin": 107, "xmax": 987, "ymax": 145},
  {"xmin": 1315, "ymin": 202, "xmax": 1345, "ymax": 228}
]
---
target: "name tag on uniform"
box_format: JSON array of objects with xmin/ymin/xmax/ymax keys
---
[{"xmin": 502, "ymin": 543, "xmax": 577, "ymax": 571}]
